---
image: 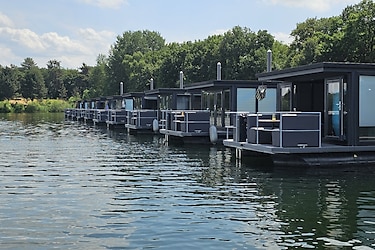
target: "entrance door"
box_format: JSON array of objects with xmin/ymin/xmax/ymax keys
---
[{"xmin": 325, "ymin": 78, "xmax": 346, "ymax": 140}]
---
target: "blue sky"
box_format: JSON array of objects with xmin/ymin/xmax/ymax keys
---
[{"xmin": 0, "ymin": 0, "xmax": 361, "ymax": 69}]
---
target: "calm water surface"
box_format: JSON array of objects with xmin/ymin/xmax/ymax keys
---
[{"xmin": 1, "ymin": 113, "xmax": 375, "ymax": 249}]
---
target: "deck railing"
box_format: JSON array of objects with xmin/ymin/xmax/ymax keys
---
[
  {"xmin": 225, "ymin": 111, "xmax": 322, "ymax": 148},
  {"xmin": 160, "ymin": 110, "xmax": 210, "ymax": 133},
  {"xmin": 107, "ymin": 109, "xmax": 127, "ymax": 124},
  {"xmin": 126, "ymin": 109, "xmax": 157, "ymax": 129}
]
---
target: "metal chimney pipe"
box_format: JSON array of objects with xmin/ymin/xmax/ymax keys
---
[
  {"xmin": 179, "ymin": 71, "xmax": 184, "ymax": 89},
  {"xmin": 120, "ymin": 82, "xmax": 124, "ymax": 95},
  {"xmin": 150, "ymin": 78, "xmax": 154, "ymax": 90},
  {"xmin": 267, "ymin": 50, "xmax": 272, "ymax": 72},
  {"xmin": 217, "ymin": 62, "xmax": 222, "ymax": 80}
]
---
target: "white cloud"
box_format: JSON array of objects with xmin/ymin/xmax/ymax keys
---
[
  {"xmin": 79, "ymin": 0, "xmax": 127, "ymax": 9},
  {"xmin": 264, "ymin": 0, "xmax": 359, "ymax": 12},
  {"xmin": 0, "ymin": 25, "xmax": 116, "ymax": 68},
  {"xmin": 210, "ymin": 28, "xmax": 230, "ymax": 36},
  {"xmin": 77, "ymin": 28, "xmax": 116, "ymax": 56},
  {"xmin": 78, "ymin": 28, "xmax": 115, "ymax": 43},
  {"xmin": 0, "ymin": 45, "xmax": 20, "ymax": 66},
  {"xmin": 0, "ymin": 27, "xmax": 46, "ymax": 51},
  {"xmin": 0, "ymin": 12, "xmax": 14, "ymax": 27},
  {"xmin": 272, "ymin": 32, "xmax": 293, "ymax": 44}
]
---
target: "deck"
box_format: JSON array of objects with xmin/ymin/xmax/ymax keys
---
[
  {"xmin": 223, "ymin": 139, "xmax": 375, "ymax": 154},
  {"xmin": 223, "ymin": 111, "xmax": 375, "ymax": 167}
]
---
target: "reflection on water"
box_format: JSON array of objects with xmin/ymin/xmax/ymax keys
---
[{"xmin": 0, "ymin": 113, "xmax": 375, "ymax": 249}]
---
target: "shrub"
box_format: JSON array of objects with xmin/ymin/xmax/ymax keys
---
[
  {"xmin": 12, "ymin": 103, "xmax": 25, "ymax": 113},
  {"xmin": 0, "ymin": 101, "xmax": 13, "ymax": 113},
  {"xmin": 24, "ymin": 101, "xmax": 41, "ymax": 113},
  {"xmin": 42, "ymin": 99, "xmax": 72, "ymax": 112}
]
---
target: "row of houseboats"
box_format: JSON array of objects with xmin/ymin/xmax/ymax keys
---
[{"xmin": 66, "ymin": 62, "xmax": 375, "ymax": 167}]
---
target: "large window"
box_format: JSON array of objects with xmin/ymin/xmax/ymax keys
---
[
  {"xmin": 125, "ymin": 98, "xmax": 133, "ymax": 111},
  {"xmin": 237, "ymin": 88, "xmax": 256, "ymax": 112},
  {"xmin": 176, "ymin": 95, "xmax": 190, "ymax": 110},
  {"xmin": 359, "ymin": 75, "xmax": 375, "ymax": 139},
  {"xmin": 258, "ymin": 88, "xmax": 276, "ymax": 112},
  {"xmin": 236, "ymin": 87, "xmax": 276, "ymax": 112}
]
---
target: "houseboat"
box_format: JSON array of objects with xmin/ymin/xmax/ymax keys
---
[
  {"xmin": 106, "ymin": 95, "xmax": 127, "ymax": 129},
  {"xmin": 92, "ymin": 97, "xmax": 108, "ymax": 126},
  {"xmin": 123, "ymin": 91, "xmax": 157, "ymax": 134},
  {"xmin": 160, "ymin": 79, "xmax": 278, "ymax": 144},
  {"xmin": 223, "ymin": 62, "xmax": 375, "ymax": 167},
  {"xmin": 157, "ymin": 85, "xmax": 208, "ymax": 144}
]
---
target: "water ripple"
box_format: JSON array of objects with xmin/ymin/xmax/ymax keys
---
[{"xmin": 1, "ymin": 114, "xmax": 375, "ymax": 249}]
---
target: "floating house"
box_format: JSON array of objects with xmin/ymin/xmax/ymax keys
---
[
  {"xmin": 92, "ymin": 97, "xmax": 108, "ymax": 126},
  {"xmin": 106, "ymin": 95, "xmax": 127, "ymax": 129},
  {"xmin": 160, "ymin": 80, "xmax": 278, "ymax": 144},
  {"xmin": 82, "ymin": 98, "xmax": 96, "ymax": 123},
  {"xmin": 123, "ymin": 91, "xmax": 157, "ymax": 134},
  {"xmin": 223, "ymin": 62, "xmax": 375, "ymax": 167},
  {"xmin": 125, "ymin": 88, "xmax": 193, "ymax": 134}
]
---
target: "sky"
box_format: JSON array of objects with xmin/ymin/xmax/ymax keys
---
[{"xmin": 0, "ymin": 0, "xmax": 362, "ymax": 69}]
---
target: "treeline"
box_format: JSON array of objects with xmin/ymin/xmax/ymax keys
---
[{"xmin": 0, "ymin": 0, "xmax": 374, "ymax": 101}]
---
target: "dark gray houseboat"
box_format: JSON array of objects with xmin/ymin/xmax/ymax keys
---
[
  {"xmin": 160, "ymin": 80, "xmax": 278, "ymax": 144},
  {"xmin": 106, "ymin": 95, "xmax": 127, "ymax": 129},
  {"xmin": 92, "ymin": 97, "xmax": 108, "ymax": 126},
  {"xmin": 223, "ymin": 62, "xmax": 375, "ymax": 167},
  {"xmin": 126, "ymin": 88, "xmax": 193, "ymax": 134},
  {"xmin": 124, "ymin": 91, "xmax": 158, "ymax": 134}
]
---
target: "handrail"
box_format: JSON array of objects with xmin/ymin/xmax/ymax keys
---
[{"xmin": 224, "ymin": 111, "xmax": 322, "ymax": 147}]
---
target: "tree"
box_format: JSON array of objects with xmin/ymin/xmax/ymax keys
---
[
  {"xmin": 219, "ymin": 26, "xmax": 274, "ymax": 79},
  {"xmin": 340, "ymin": 0, "xmax": 375, "ymax": 62},
  {"xmin": 286, "ymin": 0, "xmax": 375, "ymax": 66},
  {"xmin": 87, "ymin": 54, "xmax": 109, "ymax": 98},
  {"xmin": 0, "ymin": 65, "xmax": 21, "ymax": 100},
  {"xmin": 107, "ymin": 30, "xmax": 165, "ymax": 94},
  {"xmin": 20, "ymin": 61, "xmax": 47, "ymax": 99},
  {"xmin": 287, "ymin": 17, "xmax": 344, "ymax": 66},
  {"xmin": 271, "ymin": 40, "xmax": 290, "ymax": 70},
  {"xmin": 45, "ymin": 60, "xmax": 66, "ymax": 99},
  {"xmin": 63, "ymin": 69, "xmax": 80, "ymax": 99}
]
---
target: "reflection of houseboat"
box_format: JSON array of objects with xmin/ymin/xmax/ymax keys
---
[
  {"xmin": 223, "ymin": 62, "xmax": 375, "ymax": 166},
  {"xmin": 160, "ymin": 80, "xmax": 278, "ymax": 144}
]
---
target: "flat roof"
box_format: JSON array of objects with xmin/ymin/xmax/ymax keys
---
[
  {"xmin": 184, "ymin": 80, "xmax": 279, "ymax": 91},
  {"xmin": 257, "ymin": 62, "xmax": 375, "ymax": 82},
  {"xmin": 145, "ymin": 88, "xmax": 188, "ymax": 95}
]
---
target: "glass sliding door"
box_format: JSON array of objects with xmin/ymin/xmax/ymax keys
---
[
  {"xmin": 359, "ymin": 75, "xmax": 375, "ymax": 140},
  {"xmin": 325, "ymin": 78, "xmax": 347, "ymax": 140}
]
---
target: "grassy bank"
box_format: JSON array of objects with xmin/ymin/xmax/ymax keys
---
[{"xmin": 0, "ymin": 99, "xmax": 74, "ymax": 113}]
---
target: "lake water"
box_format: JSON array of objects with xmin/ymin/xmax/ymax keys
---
[{"xmin": 1, "ymin": 113, "xmax": 375, "ymax": 249}]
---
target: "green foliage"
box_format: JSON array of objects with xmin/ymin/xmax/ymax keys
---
[
  {"xmin": 24, "ymin": 101, "xmax": 41, "ymax": 113},
  {"xmin": 0, "ymin": 65, "xmax": 21, "ymax": 100},
  {"xmin": 0, "ymin": 0, "xmax": 374, "ymax": 101},
  {"xmin": 0, "ymin": 99, "xmax": 73, "ymax": 113},
  {"xmin": 0, "ymin": 101, "xmax": 13, "ymax": 113},
  {"xmin": 40, "ymin": 99, "xmax": 72, "ymax": 112},
  {"xmin": 287, "ymin": 0, "xmax": 375, "ymax": 65},
  {"xmin": 20, "ymin": 58, "xmax": 47, "ymax": 99},
  {"xmin": 107, "ymin": 30, "xmax": 166, "ymax": 94}
]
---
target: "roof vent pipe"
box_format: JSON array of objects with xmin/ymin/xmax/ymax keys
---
[
  {"xmin": 179, "ymin": 71, "xmax": 184, "ymax": 89},
  {"xmin": 120, "ymin": 82, "xmax": 124, "ymax": 95},
  {"xmin": 150, "ymin": 78, "xmax": 154, "ymax": 90},
  {"xmin": 267, "ymin": 50, "xmax": 272, "ymax": 72},
  {"xmin": 217, "ymin": 62, "xmax": 222, "ymax": 80}
]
